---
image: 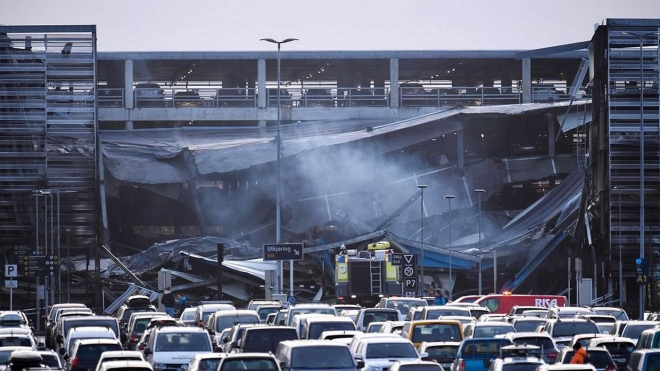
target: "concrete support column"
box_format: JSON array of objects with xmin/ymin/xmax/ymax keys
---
[
  {"xmin": 390, "ymin": 58, "xmax": 399, "ymax": 108},
  {"xmin": 457, "ymin": 129, "xmax": 464, "ymax": 170},
  {"xmin": 522, "ymin": 58, "xmax": 532, "ymax": 103},
  {"xmin": 125, "ymin": 120, "xmax": 133, "ymax": 131},
  {"xmin": 257, "ymin": 58, "xmax": 267, "ymax": 109},
  {"xmin": 125, "ymin": 59, "xmax": 134, "ymax": 109},
  {"xmin": 548, "ymin": 114, "xmax": 555, "ymax": 158}
]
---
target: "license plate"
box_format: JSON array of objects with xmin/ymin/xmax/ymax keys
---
[{"xmin": 614, "ymin": 358, "xmax": 626, "ymax": 363}]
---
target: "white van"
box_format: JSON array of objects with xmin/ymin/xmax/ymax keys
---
[{"xmin": 144, "ymin": 326, "xmax": 212, "ymax": 371}]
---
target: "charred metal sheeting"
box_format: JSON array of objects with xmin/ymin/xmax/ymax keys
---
[
  {"xmin": 485, "ymin": 168, "xmax": 583, "ymax": 254},
  {"xmin": 99, "ymin": 244, "xmax": 153, "ymax": 290},
  {"xmin": 389, "ymin": 234, "xmax": 480, "ymax": 266},
  {"xmin": 104, "ymin": 236, "xmax": 259, "ymax": 276},
  {"xmin": 304, "ymin": 230, "xmax": 388, "ymax": 254}
]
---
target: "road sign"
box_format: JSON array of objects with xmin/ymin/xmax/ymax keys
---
[
  {"xmin": 9, "ymin": 247, "xmax": 59, "ymax": 277},
  {"xmin": 403, "ymin": 291, "xmax": 417, "ymax": 297},
  {"xmin": 4, "ymin": 280, "xmax": 17, "ymax": 289},
  {"xmin": 636, "ymin": 258, "xmax": 650, "ymax": 285},
  {"xmin": 404, "ymin": 278, "xmax": 418, "ymax": 290},
  {"xmin": 288, "ymin": 296, "xmax": 296, "ymax": 305},
  {"xmin": 5, "ymin": 265, "xmax": 17, "ymax": 278},
  {"xmin": 391, "ymin": 254, "xmax": 403, "ymax": 266},
  {"xmin": 263, "ymin": 243, "xmax": 304, "ymax": 261},
  {"xmin": 403, "ymin": 266, "xmax": 415, "ymax": 277},
  {"xmin": 402, "ymin": 254, "xmax": 417, "ymax": 266}
]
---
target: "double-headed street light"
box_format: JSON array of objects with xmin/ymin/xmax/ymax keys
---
[
  {"xmin": 475, "ymin": 189, "xmax": 485, "ymax": 295},
  {"xmin": 418, "ymin": 185, "xmax": 427, "ymax": 296},
  {"xmin": 261, "ymin": 37, "xmax": 298, "ymax": 296},
  {"xmin": 444, "ymin": 194, "xmax": 455, "ymax": 301}
]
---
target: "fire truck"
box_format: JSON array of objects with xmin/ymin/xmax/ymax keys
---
[{"xmin": 335, "ymin": 241, "xmax": 401, "ymax": 307}]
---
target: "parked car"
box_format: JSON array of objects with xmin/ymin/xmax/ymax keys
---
[
  {"xmin": 586, "ymin": 336, "xmax": 634, "ymax": 371},
  {"xmin": 449, "ymin": 337, "xmax": 513, "ymax": 371},
  {"xmin": 275, "ymin": 340, "xmax": 361, "ymax": 371},
  {"xmin": 626, "ymin": 349, "xmax": 660, "ymax": 371},
  {"xmin": 418, "ymin": 341, "xmax": 460, "ymax": 370},
  {"xmin": 63, "ymin": 338, "xmax": 123, "ymax": 371},
  {"xmin": 554, "ymin": 346, "xmax": 617, "ymax": 371},
  {"xmin": 134, "ymin": 83, "xmax": 165, "ymax": 107}
]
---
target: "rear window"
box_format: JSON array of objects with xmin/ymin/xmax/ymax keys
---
[
  {"xmin": 155, "ymin": 333, "xmax": 211, "ymax": 352},
  {"xmin": 78, "ymin": 344, "xmax": 123, "ymax": 361},
  {"xmin": 366, "ymin": 343, "xmax": 418, "ymax": 359},
  {"xmin": 623, "ymin": 324, "xmax": 657, "ymax": 340},
  {"xmin": 221, "ymin": 359, "xmax": 278, "ymax": 371},
  {"xmin": 427, "ymin": 309, "xmax": 470, "ymax": 318},
  {"xmin": 198, "ymin": 358, "xmax": 221, "ymax": 371},
  {"xmin": 216, "ymin": 316, "xmax": 259, "ymax": 332},
  {"xmin": 364, "ymin": 311, "xmax": 399, "ymax": 325},
  {"xmin": 40, "ymin": 354, "xmax": 61, "ymax": 368},
  {"xmin": 460, "ymin": 340, "xmax": 511, "ymax": 358},
  {"xmin": 501, "ymin": 364, "xmax": 544, "ymax": 371},
  {"xmin": 386, "ymin": 299, "xmax": 426, "ymax": 315},
  {"xmin": 243, "ymin": 329, "xmax": 297, "ymax": 353},
  {"xmin": 308, "ymin": 322, "xmax": 355, "ymax": 340},
  {"xmin": 399, "ymin": 364, "xmax": 442, "ymax": 371},
  {"xmin": 552, "ymin": 322, "xmax": 599, "ymax": 337},
  {"xmin": 424, "ymin": 345, "xmax": 458, "ymax": 363},
  {"xmin": 66, "ymin": 319, "xmax": 120, "ymax": 338},
  {"xmin": 601, "ymin": 342, "xmax": 634, "ymax": 356},
  {"xmin": 291, "ymin": 346, "xmax": 354, "ymax": 368},
  {"xmin": 561, "ymin": 351, "xmax": 614, "ymax": 367},
  {"xmin": 412, "ymin": 324, "xmax": 462, "ymax": 342},
  {"xmin": 513, "ymin": 320, "xmax": 545, "ymax": 332},
  {"xmin": 473, "ymin": 325, "xmax": 514, "ymax": 338},
  {"xmin": 257, "ymin": 307, "xmax": 281, "ymax": 320},
  {"xmin": 511, "ymin": 337, "xmax": 555, "ymax": 351},
  {"xmin": 0, "ymin": 337, "xmax": 32, "ymax": 347},
  {"xmin": 122, "ymin": 308, "xmax": 155, "ymax": 323}
]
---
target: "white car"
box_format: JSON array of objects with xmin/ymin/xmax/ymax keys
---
[
  {"xmin": 144, "ymin": 326, "xmax": 213, "ymax": 371},
  {"xmin": 95, "ymin": 351, "xmax": 146, "ymax": 371},
  {"xmin": 353, "ymin": 337, "xmax": 425, "ymax": 371}
]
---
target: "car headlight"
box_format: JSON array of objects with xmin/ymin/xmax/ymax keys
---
[{"xmin": 153, "ymin": 363, "xmax": 167, "ymax": 370}]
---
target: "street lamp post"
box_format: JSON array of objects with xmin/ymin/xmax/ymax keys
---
[
  {"xmin": 444, "ymin": 195, "xmax": 455, "ymax": 301},
  {"xmin": 261, "ymin": 38, "xmax": 298, "ymax": 297},
  {"xmin": 475, "ymin": 189, "xmax": 485, "ymax": 295},
  {"xmin": 418, "ymin": 185, "xmax": 427, "ymax": 296}
]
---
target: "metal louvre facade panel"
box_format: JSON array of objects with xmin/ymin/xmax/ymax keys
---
[
  {"xmin": 0, "ymin": 26, "xmax": 97, "ymax": 254},
  {"xmin": 601, "ymin": 22, "xmax": 660, "ymax": 292}
]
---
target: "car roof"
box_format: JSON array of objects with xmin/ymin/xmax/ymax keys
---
[
  {"xmin": 418, "ymin": 341, "xmax": 461, "ymax": 348},
  {"xmin": 305, "ymin": 316, "xmax": 354, "ymax": 323},
  {"xmin": 588, "ymin": 337, "xmax": 634, "ymax": 345},
  {"xmin": 506, "ymin": 332, "xmax": 552, "ymax": 339},
  {"xmin": 213, "ymin": 310, "xmax": 258, "ymax": 317},
  {"xmin": 154, "ymin": 326, "xmax": 207, "ymax": 333},
  {"xmin": 221, "ymin": 353, "xmax": 278, "ymax": 360},
  {"xmin": 74, "ymin": 338, "xmax": 122, "ymax": 346},
  {"xmin": 360, "ymin": 337, "xmax": 413, "ymax": 344},
  {"xmin": 99, "ymin": 351, "xmax": 144, "ymax": 358},
  {"xmin": 99, "ymin": 360, "xmax": 152, "ymax": 371}
]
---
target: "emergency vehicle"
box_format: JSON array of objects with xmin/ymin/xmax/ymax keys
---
[
  {"xmin": 334, "ymin": 241, "xmax": 400, "ymax": 307},
  {"xmin": 473, "ymin": 292, "xmax": 566, "ymax": 314}
]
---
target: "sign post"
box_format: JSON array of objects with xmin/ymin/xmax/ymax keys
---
[
  {"xmin": 401, "ymin": 254, "xmax": 418, "ymax": 297},
  {"xmin": 5, "ymin": 265, "xmax": 17, "ymax": 311},
  {"xmin": 263, "ymin": 243, "xmax": 304, "ymax": 303}
]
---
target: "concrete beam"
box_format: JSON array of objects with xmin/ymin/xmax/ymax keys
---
[{"xmin": 390, "ymin": 59, "xmax": 399, "ymax": 108}]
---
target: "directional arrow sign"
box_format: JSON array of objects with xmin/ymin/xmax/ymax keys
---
[
  {"xmin": 263, "ymin": 243, "xmax": 304, "ymax": 261},
  {"xmin": 403, "ymin": 266, "xmax": 415, "ymax": 278}
]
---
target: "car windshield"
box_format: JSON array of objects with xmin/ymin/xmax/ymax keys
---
[
  {"xmin": 412, "ymin": 324, "xmax": 461, "ymax": 342},
  {"xmin": 366, "ymin": 343, "xmax": 418, "ymax": 359},
  {"xmin": 221, "ymin": 358, "xmax": 278, "ymax": 371},
  {"xmin": 257, "ymin": 308, "xmax": 280, "ymax": 320},
  {"xmin": 386, "ymin": 300, "xmax": 426, "ymax": 315},
  {"xmin": 366, "ymin": 324, "xmax": 383, "ymax": 333},
  {"xmin": 291, "ymin": 346, "xmax": 354, "ymax": 368},
  {"xmin": 552, "ymin": 322, "xmax": 599, "ymax": 337},
  {"xmin": 216, "ymin": 316, "xmax": 259, "ymax": 332},
  {"xmin": 364, "ymin": 311, "xmax": 399, "ymax": 324},
  {"xmin": 601, "ymin": 342, "xmax": 634, "ymax": 356},
  {"xmin": 155, "ymin": 333, "xmax": 211, "ymax": 352}
]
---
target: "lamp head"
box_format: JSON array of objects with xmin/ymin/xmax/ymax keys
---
[
  {"xmin": 418, "ymin": 185, "xmax": 428, "ymax": 189},
  {"xmin": 474, "ymin": 189, "xmax": 485, "ymax": 193},
  {"xmin": 443, "ymin": 195, "xmax": 455, "ymax": 199}
]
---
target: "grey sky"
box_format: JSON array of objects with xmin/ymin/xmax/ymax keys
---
[{"xmin": 4, "ymin": 0, "xmax": 660, "ymax": 51}]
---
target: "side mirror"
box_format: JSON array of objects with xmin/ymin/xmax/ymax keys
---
[
  {"xmin": 144, "ymin": 348, "xmax": 152, "ymax": 355},
  {"xmin": 420, "ymin": 352, "xmax": 428, "ymax": 359},
  {"xmin": 236, "ymin": 339, "xmax": 242, "ymax": 349},
  {"xmin": 356, "ymin": 360, "xmax": 365, "ymax": 369},
  {"xmin": 59, "ymin": 348, "xmax": 65, "ymax": 356}
]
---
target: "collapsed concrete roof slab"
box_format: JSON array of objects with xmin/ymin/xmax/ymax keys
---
[{"xmin": 101, "ymin": 101, "xmax": 590, "ymax": 184}]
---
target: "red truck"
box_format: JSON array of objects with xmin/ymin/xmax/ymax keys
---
[{"xmin": 473, "ymin": 293, "xmax": 566, "ymax": 314}]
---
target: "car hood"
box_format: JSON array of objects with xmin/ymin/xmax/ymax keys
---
[{"xmin": 153, "ymin": 351, "xmax": 210, "ymax": 364}]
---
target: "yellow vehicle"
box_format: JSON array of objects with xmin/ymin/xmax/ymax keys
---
[{"xmin": 401, "ymin": 319, "xmax": 464, "ymax": 347}]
